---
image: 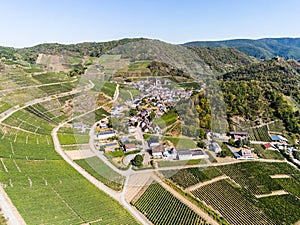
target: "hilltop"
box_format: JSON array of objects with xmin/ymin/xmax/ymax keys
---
[{"xmin": 184, "ymin": 38, "xmax": 300, "ymax": 61}]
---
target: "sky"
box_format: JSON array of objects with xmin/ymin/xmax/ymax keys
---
[{"xmin": 0, "ymin": 0, "xmax": 300, "ymax": 48}]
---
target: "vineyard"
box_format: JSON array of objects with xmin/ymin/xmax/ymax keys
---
[
  {"xmin": 191, "ymin": 179, "xmax": 275, "ymax": 225},
  {"xmin": 217, "ymin": 162, "xmax": 282, "ymax": 195},
  {"xmin": 132, "ymin": 182, "xmax": 209, "ymax": 225},
  {"xmin": 0, "ymin": 158, "xmax": 138, "ymax": 225},
  {"xmin": 247, "ymin": 125, "xmax": 271, "ymax": 141},
  {"xmin": 161, "ymin": 167, "xmax": 222, "ymax": 188}
]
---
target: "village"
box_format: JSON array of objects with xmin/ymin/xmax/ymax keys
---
[{"xmin": 73, "ymin": 78, "xmax": 300, "ymax": 169}]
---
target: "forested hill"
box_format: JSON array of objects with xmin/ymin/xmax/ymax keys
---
[
  {"xmin": 220, "ymin": 57, "xmax": 300, "ymax": 104},
  {"xmin": 187, "ymin": 46, "xmax": 258, "ymax": 74},
  {"xmin": 0, "ymin": 38, "xmax": 145, "ymax": 63},
  {"xmin": 184, "ymin": 38, "xmax": 300, "ymax": 61}
]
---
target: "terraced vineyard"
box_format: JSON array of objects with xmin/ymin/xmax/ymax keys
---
[
  {"xmin": 161, "ymin": 167, "xmax": 222, "ymax": 188},
  {"xmin": 191, "ymin": 179, "xmax": 274, "ymax": 225},
  {"xmin": 132, "ymin": 182, "xmax": 209, "ymax": 225}
]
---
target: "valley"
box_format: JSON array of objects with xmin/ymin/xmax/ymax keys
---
[{"xmin": 0, "ymin": 38, "xmax": 299, "ymax": 225}]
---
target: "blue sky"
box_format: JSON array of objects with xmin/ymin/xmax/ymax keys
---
[{"xmin": 0, "ymin": 0, "xmax": 299, "ymax": 47}]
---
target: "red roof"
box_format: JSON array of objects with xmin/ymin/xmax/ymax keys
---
[
  {"xmin": 263, "ymin": 143, "xmax": 272, "ymax": 149},
  {"xmin": 125, "ymin": 143, "xmax": 136, "ymax": 150}
]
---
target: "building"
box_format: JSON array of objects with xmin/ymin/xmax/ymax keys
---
[
  {"xmin": 263, "ymin": 143, "xmax": 277, "ymax": 150},
  {"xmin": 148, "ymin": 137, "xmax": 159, "ymax": 148},
  {"xmin": 124, "ymin": 143, "xmax": 137, "ymax": 152},
  {"xmin": 177, "ymin": 149, "xmax": 209, "ymax": 160},
  {"xmin": 271, "ymin": 135, "xmax": 288, "ymax": 143},
  {"xmin": 96, "ymin": 130, "xmax": 115, "ymax": 140},
  {"xmin": 210, "ymin": 142, "xmax": 222, "ymax": 153},
  {"xmin": 151, "ymin": 145, "xmax": 164, "ymax": 158},
  {"xmin": 237, "ymin": 149, "xmax": 253, "ymax": 159},
  {"xmin": 229, "ymin": 132, "xmax": 249, "ymax": 140},
  {"xmin": 100, "ymin": 141, "xmax": 119, "ymax": 152}
]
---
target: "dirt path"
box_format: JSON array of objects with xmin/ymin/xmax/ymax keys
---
[
  {"xmin": 255, "ymin": 190, "xmax": 289, "ymax": 198},
  {"xmin": 270, "ymin": 174, "xmax": 291, "ymax": 178},
  {"xmin": 186, "ymin": 175, "xmax": 229, "ymax": 191},
  {"xmin": 64, "ymin": 149, "xmax": 96, "ymax": 160},
  {"xmin": 152, "ymin": 174, "xmax": 219, "ymax": 225}
]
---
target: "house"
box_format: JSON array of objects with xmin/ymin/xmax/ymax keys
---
[
  {"xmin": 124, "ymin": 143, "xmax": 137, "ymax": 152},
  {"xmin": 271, "ymin": 135, "xmax": 288, "ymax": 143},
  {"xmin": 96, "ymin": 130, "xmax": 115, "ymax": 140},
  {"xmin": 148, "ymin": 137, "xmax": 159, "ymax": 148},
  {"xmin": 263, "ymin": 143, "xmax": 277, "ymax": 150},
  {"xmin": 209, "ymin": 142, "xmax": 222, "ymax": 153},
  {"xmin": 151, "ymin": 145, "xmax": 164, "ymax": 158}
]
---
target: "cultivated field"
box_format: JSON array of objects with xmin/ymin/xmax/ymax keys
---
[{"xmin": 132, "ymin": 182, "xmax": 209, "ymax": 225}]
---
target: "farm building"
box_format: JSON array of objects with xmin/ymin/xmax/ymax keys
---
[
  {"xmin": 271, "ymin": 135, "xmax": 288, "ymax": 143},
  {"xmin": 209, "ymin": 142, "xmax": 222, "ymax": 153},
  {"xmin": 177, "ymin": 149, "xmax": 209, "ymax": 160},
  {"xmin": 151, "ymin": 145, "xmax": 164, "ymax": 158},
  {"xmin": 96, "ymin": 130, "xmax": 115, "ymax": 139}
]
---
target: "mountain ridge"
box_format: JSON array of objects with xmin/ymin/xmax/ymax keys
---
[{"xmin": 183, "ymin": 37, "xmax": 300, "ymax": 60}]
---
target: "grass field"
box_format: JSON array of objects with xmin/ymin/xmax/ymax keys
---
[
  {"xmin": 57, "ymin": 133, "xmax": 89, "ymax": 145},
  {"xmin": 75, "ymin": 156, "xmax": 125, "ymax": 191},
  {"xmin": 157, "ymin": 158, "xmax": 207, "ymax": 168},
  {"xmin": 92, "ymin": 81, "xmax": 117, "ymax": 98},
  {"xmin": 153, "ymin": 109, "xmax": 178, "ymax": 129}
]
